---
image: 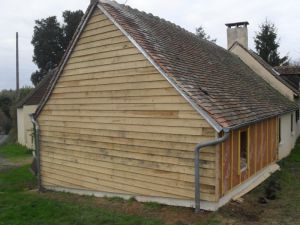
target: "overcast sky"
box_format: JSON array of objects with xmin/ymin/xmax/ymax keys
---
[{"xmin": 1, "ymin": 0, "xmax": 299, "ymax": 91}]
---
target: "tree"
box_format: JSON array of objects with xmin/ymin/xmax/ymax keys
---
[
  {"xmin": 254, "ymin": 19, "xmax": 289, "ymax": 66},
  {"xmin": 31, "ymin": 10, "xmax": 83, "ymax": 86},
  {"xmin": 195, "ymin": 26, "xmax": 217, "ymax": 43},
  {"xmin": 62, "ymin": 10, "xmax": 84, "ymax": 49}
]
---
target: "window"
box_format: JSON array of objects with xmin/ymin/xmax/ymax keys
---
[
  {"xmin": 296, "ymin": 110, "xmax": 299, "ymax": 123},
  {"xmin": 239, "ymin": 130, "xmax": 248, "ymax": 171},
  {"xmin": 279, "ymin": 118, "xmax": 281, "ymax": 143},
  {"xmin": 291, "ymin": 113, "xmax": 294, "ymax": 133}
]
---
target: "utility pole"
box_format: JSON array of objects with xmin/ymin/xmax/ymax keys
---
[{"xmin": 16, "ymin": 32, "xmax": 19, "ymax": 95}]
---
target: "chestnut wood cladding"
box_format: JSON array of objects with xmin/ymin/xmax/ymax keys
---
[
  {"xmin": 220, "ymin": 117, "xmax": 278, "ymax": 195},
  {"xmin": 38, "ymin": 9, "xmax": 219, "ymax": 202}
]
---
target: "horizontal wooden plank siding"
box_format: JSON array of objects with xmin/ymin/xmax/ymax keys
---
[
  {"xmin": 220, "ymin": 117, "xmax": 278, "ymax": 196},
  {"xmin": 38, "ymin": 8, "xmax": 218, "ymax": 202}
]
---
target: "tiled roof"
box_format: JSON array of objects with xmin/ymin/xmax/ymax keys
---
[
  {"xmin": 275, "ymin": 66, "xmax": 300, "ymax": 75},
  {"xmin": 98, "ymin": 1, "xmax": 297, "ymax": 128},
  {"xmin": 17, "ymin": 71, "xmax": 54, "ymax": 108}
]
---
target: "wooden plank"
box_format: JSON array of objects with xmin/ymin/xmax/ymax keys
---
[
  {"xmin": 63, "ymin": 60, "xmax": 152, "ymax": 75},
  {"xmin": 46, "ymin": 96, "xmax": 184, "ymax": 105},
  {"xmin": 42, "ymin": 160, "xmax": 215, "ymax": 195},
  {"xmin": 75, "ymin": 33, "xmax": 126, "ymax": 52},
  {"xmin": 40, "ymin": 137, "xmax": 215, "ymax": 165},
  {"xmin": 70, "ymin": 42, "xmax": 134, "ymax": 58},
  {"xmin": 40, "ymin": 126, "xmax": 215, "ymax": 152},
  {"xmin": 68, "ymin": 48, "xmax": 140, "ymax": 65},
  {"xmin": 56, "ymin": 74, "xmax": 166, "ymax": 88},
  {"xmin": 39, "ymin": 120, "xmax": 204, "ymax": 136},
  {"xmin": 52, "ymin": 81, "xmax": 172, "ymax": 93},
  {"xmin": 42, "ymin": 165, "xmax": 194, "ymax": 199},
  {"xmin": 40, "ymin": 134, "xmax": 215, "ymax": 161},
  {"xmin": 66, "ymin": 53, "xmax": 145, "ymax": 70},
  {"xmin": 249, "ymin": 124, "xmax": 256, "ymax": 176},
  {"xmin": 42, "ymin": 168, "xmax": 216, "ymax": 201},
  {"xmin": 262, "ymin": 120, "xmax": 267, "ymax": 168},
  {"xmin": 78, "ymin": 30, "xmax": 124, "ymax": 45},
  {"xmin": 42, "ymin": 171, "xmax": 136, "ymax": 196},
  {"xmin": 73, "ymin": 35, "xmax": 129, "ymax": 53},
  {"xmin": 85, "ymin": 12, "xmax": 107, "ymax": 26},
  {"xmin": 41, "ymin": 150, "xmax": 214, "ymax": 183},
  {"xmin": 40, "ymin": 150, "xmax": 216, "ymax": 185},
  {"xmin": 41, "ymin": 109, "xmax": 201, "ymax": 120},
  {"xmin": 40, "ymin": 140, "xmax": 216, "ymax": 171},
  {"xmin": 84, "ymin": 18, "xmax": 113, "ymax": 32},
  {"xmin": 59, "ymin": 67, "xmax": 157, "ymax": 81},
  {"xmin": 232, "ymin": 130, "xmax": 240, "ymax": 187},
  {"xmin": 80, "ymin": 24, "xmax": 118, "ymax": 38},
  {"xmin": 39, "ymin": 115, "xmax": 209, "ymax": 128},
  {"xmin": 40, "ymin": 125, "xmax": 214, "ymax": 150},
  {"xmin": 43, "ymin": 103, "xmax": 194, "ymax": 113},
  {"xmin": 41, "ymin": 159, "xmax": 215, "ymax": 194},
  {"xmin": 42, "ymin": 176, "xmax": 87, "ymax": 190},
  {"xmin": 257, "ymin": 122, "xmax": 262, "ymax": 171}
]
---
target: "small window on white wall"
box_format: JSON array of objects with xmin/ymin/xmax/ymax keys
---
[
  {"xmin": 291, "ymin": 113, "xmax": 294, "ymax": 133},
  {"xmin": 279, "ymin": 118, "xmax": 281, "ymax": 143}
]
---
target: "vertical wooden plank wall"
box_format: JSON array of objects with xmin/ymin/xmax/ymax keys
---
[{"xmin": 220, "ymin": 117, "xmax": 278, "ymax": 196}]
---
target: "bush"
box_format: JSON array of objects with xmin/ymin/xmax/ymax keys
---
[{"xmin": 265, "ymin": 179, "xmax": 281, "ymax": 200}]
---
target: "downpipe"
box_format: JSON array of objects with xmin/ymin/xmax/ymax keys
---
[
  {"xmin": 194, "ymin": 128, "xmax": 230, "ymax": 213},
  {"xmin": 30, "ymin": 114, "xmax": 42, "ymax": 192}
]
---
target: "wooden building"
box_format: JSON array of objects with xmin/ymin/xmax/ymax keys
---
[
  {"xmin": 33, "ymin": 0, "xmax": 298, "ymax": 211},
  {"xmin": 229, "ymin": 40, "xmax": 300, "ymax": 159}
]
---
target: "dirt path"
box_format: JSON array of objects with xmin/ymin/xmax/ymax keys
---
[
  {"xmin": 0, "ymin": 135, "xmax": 8, "ymax": 146},
  {"xmin": 0, "ymin": 135, "xmax": 17, "ymax": 171},
  {"xmin": 0, "ymin": 156, "xmax": 15, "ymax": 171}
]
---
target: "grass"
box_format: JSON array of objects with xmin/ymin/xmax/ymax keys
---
[
  {"xmin": 0, "ymin": 144, "xmax": 165, "ymax": 225},
  {"xmin": 0, "ymin": 143, "xmax": 32, "ymax": 162},
  {"xmin": 0, "ymin": 165, "xmax": 36, "ymax": 192},
  {"xmin": 217, "ymin": 138, "xmax": 300, "ymax": 225},
  {"xmin": 0, "ymin": 142, "xmax": 300, "ymax": 225}
]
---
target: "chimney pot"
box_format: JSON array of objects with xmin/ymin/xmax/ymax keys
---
[{"xmin": 226, "ymin": 21, "xmax": 249, "ymax": 49}]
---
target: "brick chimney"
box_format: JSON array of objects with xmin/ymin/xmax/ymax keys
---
[{"xmin": 225, "ymin": 21, "xmax": 249, "ymax": 49}]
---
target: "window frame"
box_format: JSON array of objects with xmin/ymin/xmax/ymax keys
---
[
  {"xmin": 238, "ymin": 127, "xmax": 249, "ymax": 174},
  {"xmin": 291, "ymin": 113, "xmax": 294, "ymax": 133},
  {"xmin": 278, "ymin": 117, "xmax": 281, "ymax": 144}
]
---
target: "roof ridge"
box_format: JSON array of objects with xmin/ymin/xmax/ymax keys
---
[{"xmin": 101, "ymin": 0, "xmax": 223, "ymax": 49}]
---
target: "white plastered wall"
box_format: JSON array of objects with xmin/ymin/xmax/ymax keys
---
[
  {"xmin": 279, "ymin": 112, "xmax": 300, "ymax": 159},
  {"xmin": 17, "ymin": 105, "xmax": 37, "ymax": 149},
  {"xmin": 230, "ymin": 44, "xmax": 295, "ymax": 101},
  {"xmin": 17, "ymin": 108, "xmax": 25, "ymax": 145},
  {"xmin": 230, "ymin": 44, "xmax": 299, "ymax": 159}
]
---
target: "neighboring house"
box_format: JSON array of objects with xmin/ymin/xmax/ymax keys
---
[
  {"xmin": 17, "ymin": 75, "xmax": 52, "ymax": 149},
  {"xmin": 32, "ymin": 0, "xmax": 298, "ymax": 211},
  {"xmin": 228, "ymin": 23, "xmax": 300, "ymax": 159},
  {"xmin": 275, "ymin": 66, "xmax": 300, "ymax": 90}
]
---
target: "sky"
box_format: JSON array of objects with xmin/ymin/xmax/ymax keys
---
[{"xmin": 0, "ymin": 0, "xmax": 299, "ymax": 91}]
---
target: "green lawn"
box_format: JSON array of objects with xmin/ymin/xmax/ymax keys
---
[
  {"xmin": 0, "ymin": 143, "xmax": 32, "ymax": 162},
  {"xmin": 0, "ymin": 141, "xmax": 300, "ymax": 225}
]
